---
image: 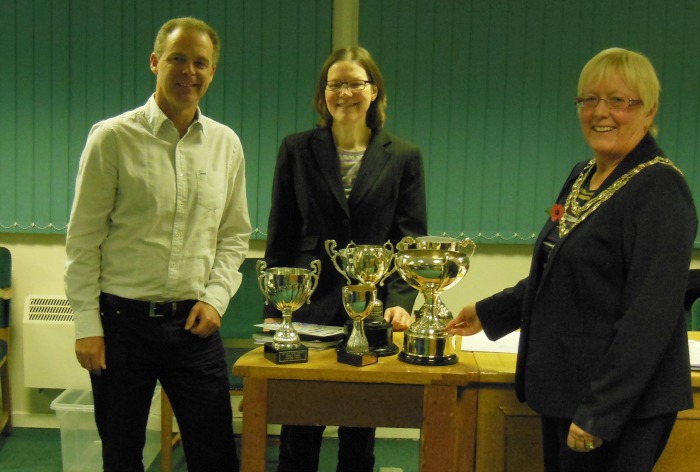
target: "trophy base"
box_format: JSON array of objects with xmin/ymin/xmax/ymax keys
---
[
  {"xmin": 398, "ymin": 329, "xmax": 459, "ymax": 366},
  {"xmin": 264, "ymin": 342, "xmax": 308, "ymax": 364},
  {"xmin": 398, "ymin": 350, "xmax": 458, "ymax": 366},
  {"xmin": 336, "ymin": 349, "xmax": 378, "ymax": 367},
  {"xmin": 365, "ymin": 321, "xmax": 399, "ymax": 357}
]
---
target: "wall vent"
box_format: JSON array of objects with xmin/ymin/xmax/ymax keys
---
[{"xmin": 26, "ymin": 297, "xmax": 74, "ymax": 322}]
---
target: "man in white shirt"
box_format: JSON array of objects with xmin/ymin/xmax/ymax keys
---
[{"xmin": 65, "ymin": 17, "xmax": 250, "ymax": 472}]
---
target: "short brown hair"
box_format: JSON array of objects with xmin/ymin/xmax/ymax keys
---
[
  {"xmin": 153, "ymin": 17, "xmax": 221, "ymax": 65},
  {"xmin": 313, "ymin": 47, "xmax": 387, "ymax": 130}
]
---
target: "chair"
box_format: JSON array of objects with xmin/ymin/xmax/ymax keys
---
[
  {"xmin": 0, "ymin": 247, "xmax": 13, "ymax": 435},
  {"xmin": 159, "ymin": 258, "xmax": 263, "ymax": 471},
  {"xmin": 159, "ymin": 390, "xmax": 182, "ymax": 472},
  {"xmin": 686, "ymin": 269, "xmax": 700, "ymax": 330},
  {"xmin": 691, "ymin": 298, "xmax": 700, "ymax": 331}
]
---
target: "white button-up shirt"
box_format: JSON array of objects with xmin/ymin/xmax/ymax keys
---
[{"xmin": 65, "ymin": 96, "xmax": 251, "ymax": 338}]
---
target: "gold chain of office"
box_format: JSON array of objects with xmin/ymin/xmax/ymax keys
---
[{"xmin": 558, "ymin": 156, "xmax": 683, "ymax": 238}]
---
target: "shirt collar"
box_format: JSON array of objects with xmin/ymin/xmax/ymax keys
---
[{"xmin": 144, "ymin": 95, "xmax": 206, "ymax": 137}]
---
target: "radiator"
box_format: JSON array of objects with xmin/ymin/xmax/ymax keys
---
[{"xmin": 23, "ymin": 295, "xmax": 91, "ymax": 390}]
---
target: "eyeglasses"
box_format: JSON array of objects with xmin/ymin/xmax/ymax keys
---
[
  {"xmin": 575, "ymin": 96, "xmax": 643, "ymax": 110},
  {"xmin": 325, "ymin": 80, "xmax": 373, "ymax": 92}
]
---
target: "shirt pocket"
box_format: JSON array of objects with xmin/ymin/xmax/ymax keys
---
[{"xmin": 195, "ymin": 170, "xmax": 225, "ymax": 211}]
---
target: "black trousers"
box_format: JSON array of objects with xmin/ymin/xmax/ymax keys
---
[
  {"xmin": 277, "ymin": 424, "xmax": 375, "ymax": 472},
  {"xmin": 91, "ymin": 293, "xmax": 239, "ymax": 472},
  {"xmin": 541, "ymin": 413, "xmax": 677, "ymax": 472}
]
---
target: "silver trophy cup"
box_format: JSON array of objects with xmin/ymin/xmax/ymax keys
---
[
  {"xmin": 394, "ymin": 249, "xmax": 471, "ymax": 366},
  {"xmin": 336, "ymin": 284, "xmax": 378, "ymax": 367},
  {"xmin": 325, "ymin": 240, "xmax": 396, "ymax": 286},
  {"xmin": 256, "ymin": 259, "xmax": 320, "ymax": 364},
  {"xmin": 398, "ymin": 236, "xmax": 476, "ymax": 321},
  {"xmin": 325, "ymin": 240, "xmax": 399, "ymax": 356}
]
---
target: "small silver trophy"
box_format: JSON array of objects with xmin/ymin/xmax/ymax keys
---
[
  {"xmin": 394, "ymin": 248, "xmax": 472, "ymax": 365},
  {"xmin": 337, "ymin": 284, "xmax": 378, "ymax": 367},
  {"xmin": 256, "ymin": 260, "xmax": 320, "ymax": 364},
  {"xmin": 397, "ymin": 236, "xmax": 475, "ymax": 321},
  {"xmin": 325, "ymin": 240, "xmax": 399, "ymax": 356}
]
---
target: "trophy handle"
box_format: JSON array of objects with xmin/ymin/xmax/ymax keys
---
[
  {"xmin": 396, "ymin": 236, "xmax": 416, "ymax": 251},
  {"xmin": 378, "ymin": 240, "xmax": 398, "ymax": 286},
  {"xmin": 256, "ymin": 260, "xmax": 271, "ymax": 305},
  {"xmin": 458, "ymin": 238, "xmax": 477, "ymax": 257},
  {"xmin": 306, "ymin": 259, "xmax": 322, "ymax": 303},
  {"xmin": 383, "ymin": 240, "xmax": 394, "ymax": 253},
  {"xmin": 324, "ymin": 239, "xmax": 352, "ymax": 285}
]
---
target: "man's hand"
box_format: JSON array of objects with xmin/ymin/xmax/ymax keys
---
[
  {"xmin": 185, "ymin": 301, "xmax": 221, "ymax": 337},
  {"xmin": 76, "ymin": 336, "xmax": 106, "ymax": 375}
]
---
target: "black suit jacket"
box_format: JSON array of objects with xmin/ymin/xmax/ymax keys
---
[
  {"xmin": 477, "ymin": 134, "xmax": 697, "ymax": 442},
  {"xmin": 263, "ymin": 127, "xmax": 428, "ymax": 326}
]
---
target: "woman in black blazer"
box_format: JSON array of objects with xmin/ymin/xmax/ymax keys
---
[
  {"xmin": 263, "ymin": 47, "xmax": 427, "ymax": 472},
  {"xmin": 448, "ymin": 48, "xmax": 697, "ymax": 472}
]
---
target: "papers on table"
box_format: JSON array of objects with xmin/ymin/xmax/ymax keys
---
[
  {"xmin": 253, "ymin": 322, "xmax": 345, "ymax": 351},
  {"xmin": 689, "ymin": 340, "xmax": 700, "ymax": 371},
  {"xmin": 460, "ymin": 331, "xmax": 700, "ymax": 370},
  {"xmin": 254, "ymin": 322, "xmax": 345, "ymax": 339},
  {"xmin": 460, "ymin": 330, "xmax": 520, "ymax": 354},
  {"xmin": 251, "ymin": 332, "xmax": 342, "ymax": 350}
]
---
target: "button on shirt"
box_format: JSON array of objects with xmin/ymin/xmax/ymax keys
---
[{"xmin": 65, "ymin": 96, "xmax": 252, "ymax": 339}]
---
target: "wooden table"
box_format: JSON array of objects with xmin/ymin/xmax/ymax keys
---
[
  {"xmin": 233, "ymin": 334, "xmax": 480, "ymax": 472},
  {"xmin": 470, "ymin": 332, "xmax": 700, "ymax": 472}
]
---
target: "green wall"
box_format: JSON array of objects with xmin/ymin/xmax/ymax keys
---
[
  {"xmin": 0, "ymin": 0, "xmax": 331, "ymax": 237},
  {"xmin": 360, "ymin": 0, "xmax": 700, "ymax": 243},
  {"xmin": 2, "ymin": 0, "xmax": 700, "ymax": 245}
]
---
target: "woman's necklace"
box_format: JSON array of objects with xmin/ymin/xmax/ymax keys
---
[{"xmin": 558, "ymin": 156, "xmax": 681, "ymax": 238}]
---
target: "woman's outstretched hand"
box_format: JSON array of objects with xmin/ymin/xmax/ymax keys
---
[{"xmin": 445, "ymin": 304, "xmax": 483, "ymax": 336}]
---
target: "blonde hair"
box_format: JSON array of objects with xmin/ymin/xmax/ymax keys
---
[
  {"xmin": 154, "ymin": 17, "xmax": 221, "ymax": 65},
  {"xmin": 577, "ymin": 48, "xmax": 661, "ymax": 136},
  {"xmin": 577, "ymin": 47, "xmax": 660, "ymax": 135}
]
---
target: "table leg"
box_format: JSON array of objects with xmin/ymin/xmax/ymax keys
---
[
  {"xmin": 452, "ymin": 385, "xmax": 478, "ymax": 472},
  {"xmin": 421, "ymin": 384, "xmax": 477, "ymax": 472},
  {"xmin": 241, "ymin": 377, "xmax": 268, "ymax": 471}
]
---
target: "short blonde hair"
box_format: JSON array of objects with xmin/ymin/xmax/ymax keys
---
[
  {"xmin": 154, "ymin": 17, "xmax": 221, "ymax": 65},
  {"xmin": 577, "ymin": 47, "xmax": 660, "ymax": 135}
]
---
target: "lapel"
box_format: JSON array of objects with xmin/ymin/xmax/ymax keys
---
[
  {"xmin": 534, "ymin": 219, "xmax": 560, "ymax": 300},
  {"xmin": 311, "ymin": 128, "xmax": 350, "ymax": 216},
  {"xmin": 348, "ymin": 130, "xmax": 391, "ymax": 208},
  {"xmin": 532, "ymin": 160, "xmax": 589, "ymax": 300},
  {"xmin": 533, "ymin": 133, "xmax": 663, "ymax": 299}
]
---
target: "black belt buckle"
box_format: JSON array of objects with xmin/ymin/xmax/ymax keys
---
[{"xmin": 149, "ymin": 302, "xmax": 176, "ymax": 318}]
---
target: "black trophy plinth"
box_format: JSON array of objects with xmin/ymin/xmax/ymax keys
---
[
  {"xmin": 264, "ymin": 342, "xmax": 308, "ymax": 364},
  {"xmin": 364, "ymin": 320, "xmax": 399, "ymax": 356},
  {"xmin": 336, "ymin": 348, "xmax": 378, "ymax": 367}
]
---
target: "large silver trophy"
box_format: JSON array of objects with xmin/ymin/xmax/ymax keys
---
[
  {"xmin": 398, "ymin": 236, "xmax": 476, "ymax": 321},
  {"xmin": 337, "ymin": 285, "xmax": 378, "ymax": 366},
  {"xmin": 325, "ymin": 240, "xmax": 399, "ymax": 356},
  {"xmin": 394, "ymin": 240, "xmax": 473, "ymax": 366},
  {"xmin": 256, "ymin": 260, "xmax": 320, "ymax": 364}
]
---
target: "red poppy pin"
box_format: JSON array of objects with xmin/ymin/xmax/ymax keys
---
[{"xmin": 547, "ymin": 203, "xmax": 564, "ymax": 222}]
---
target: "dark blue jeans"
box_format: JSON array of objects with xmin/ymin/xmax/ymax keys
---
[{"xmin": 91, "ymin": 293, "xmax": 238, "ymax": 472}]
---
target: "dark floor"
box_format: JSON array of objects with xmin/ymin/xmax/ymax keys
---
[{"xmin": 0, "ymin": 427, "xmax": 420, "ymax": 471}]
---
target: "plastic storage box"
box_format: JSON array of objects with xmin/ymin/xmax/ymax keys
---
[{"xmin": 50, "ymin": 388, "xmax": 161, "ymax": 472}]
